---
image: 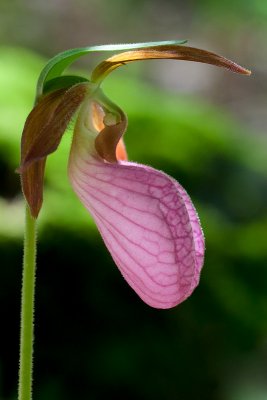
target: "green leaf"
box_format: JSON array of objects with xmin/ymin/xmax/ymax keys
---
[
  {"xmin": 43, "ymin": 75, "xmax": 89, "ymax": 94},
  {"xmin": 36, "ymin": 40, "xmax": 187, "ymax": 99}
]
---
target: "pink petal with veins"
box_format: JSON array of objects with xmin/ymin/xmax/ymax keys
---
[{"xmin": 68, "ymin": 137, "xmax": 204, "ymax": 308}]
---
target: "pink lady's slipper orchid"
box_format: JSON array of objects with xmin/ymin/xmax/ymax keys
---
[{"xmin": 18, "ymin": 43, "xmax": 250, "ymax": 308}]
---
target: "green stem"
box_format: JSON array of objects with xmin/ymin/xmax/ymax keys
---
[{"xmin": 18, "ymin": 204, "xmax": 37, "ymax": 400}]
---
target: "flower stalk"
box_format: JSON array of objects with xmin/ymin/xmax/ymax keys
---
[{"xmin": 18, "ymin": 205, "xmax": 37, "ymax": 400}]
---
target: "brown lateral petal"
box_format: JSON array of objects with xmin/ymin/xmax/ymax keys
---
[
  {"xmin": 91, "ymin": 45, "xmax": 251, "ymax": 83},
  {"xmin": 94, "ymin": 107, "xmax": 128, "ymax": 163},
  {"xmin": 19, "ymin": 83, "xmax": 88, "ymax": 218}
]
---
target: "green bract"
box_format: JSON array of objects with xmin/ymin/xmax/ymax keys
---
[{"xmin": 36, "ymin": 40, "xmax": 187, "ymax": 99}]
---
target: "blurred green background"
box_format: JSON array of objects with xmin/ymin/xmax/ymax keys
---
[{"xmin": 0, "ymin": 1, "xmax": 267, "ymax": 399}]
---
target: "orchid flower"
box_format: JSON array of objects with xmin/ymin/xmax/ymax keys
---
[{"xmin": 18, "ymin": 42, "xmax": 250, "ymax": 309}]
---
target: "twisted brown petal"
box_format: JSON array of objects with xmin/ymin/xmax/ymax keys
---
[
  {"xmin": 91, "ymin": 45, "xmax": 251, "ymax": 83},
  {"xmin": 94, "ymin": 102, "xmax": 128, "ymax": 163}
]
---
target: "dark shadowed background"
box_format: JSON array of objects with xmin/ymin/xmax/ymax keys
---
[{"xmin": 0, "ymin": 1, "xmax": 267, "ymax": 399}]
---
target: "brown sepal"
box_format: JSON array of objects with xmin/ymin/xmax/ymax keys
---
[
  {"xmin": 21, "ymin": 159, "xmax": 46, "ymax": 219},
  {"xmin": 19, "ymin": 83, "xmax": 88, "ymax": 218},
  {"xmin": 91, "ymin": 45, "xmax": 251, "ymax": 83}
]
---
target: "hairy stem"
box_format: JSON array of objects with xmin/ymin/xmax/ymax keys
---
[{"xmin": 18, "ymin": 205, "xmax": 37, "ymax": 400}]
